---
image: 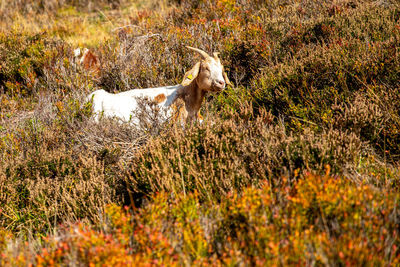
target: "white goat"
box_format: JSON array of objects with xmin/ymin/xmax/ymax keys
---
[{"xmin": 87, "ymin": 46, "xmax": 231, "ymax": 124}]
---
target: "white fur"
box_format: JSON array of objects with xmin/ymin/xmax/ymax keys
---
[
  {"xmin": 87, "ymin": 85, "xmax": 181, "ymax": 123},
  {"xmin": 79, "ymin": 48, "xmax": 90, "ymax": 64},
  {"xmin": 209, "ymin": 60, "xmax": 225, "ymax": 86},
  {"xmin": 73, "ymin": 48, "xmax": 81, "ymax": 57}
]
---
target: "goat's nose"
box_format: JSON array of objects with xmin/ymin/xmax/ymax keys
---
[{"xmin": 216, "ymin": 79, "xmax": 225, "ymax": 87}]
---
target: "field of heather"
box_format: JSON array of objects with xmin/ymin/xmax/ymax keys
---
[{"xmin": 1, "ymin": 0, "xmax": 400, "ymax": 265}]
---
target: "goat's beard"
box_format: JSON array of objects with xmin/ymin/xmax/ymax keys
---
[{"xmin": 210, "ymin": 85, "xmax": 224, "ymax": 92}]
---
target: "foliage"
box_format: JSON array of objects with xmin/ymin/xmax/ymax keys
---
[
  {"xmin": 127, "ymin": 105, "xmax": 364, "ymax": 201},
  {"xmin": 0, "ymin": 0, "xmax": 400, "ymax": 265},
  {"xmin": 1, "ymin": 173, "xmax": 399, "ymax": 266}
]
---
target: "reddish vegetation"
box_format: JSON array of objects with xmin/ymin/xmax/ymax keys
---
[{"xmin": 0, "ymin": 0, "xmax": 400, "ymax": 265}]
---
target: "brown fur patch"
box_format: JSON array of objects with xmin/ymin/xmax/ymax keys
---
[
  {"xmin": 82, "ymin": 50, "xmax": 100, "ymax": 73},
  {"xmin": 154, "ymin": 94, "xmax": 167, "ymax": 103}
]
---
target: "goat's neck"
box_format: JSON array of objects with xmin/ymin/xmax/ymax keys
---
[{"xmin": 175, "ymin": 81, "xmax": 206, "ymax": 118}]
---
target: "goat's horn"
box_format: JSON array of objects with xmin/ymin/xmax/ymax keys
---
[
  {"xmin": 186, "ymin": 46, "xmax": 210, "ymax": 59},
  {"xmin": 213, "ymin": 52, "xmax": 220, "ymax": 59}
]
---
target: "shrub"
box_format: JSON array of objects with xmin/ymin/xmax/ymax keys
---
[
  {"xmin": 2, "ymin": 173, "xmax": 398, "ymax": 266},
  {"xmin": 0, "ymin": 0, "xmax": 400, "ymax": 264},
  {"xmin": 126, "ymin": 104, "xmax": 364, "ymax": 201}
]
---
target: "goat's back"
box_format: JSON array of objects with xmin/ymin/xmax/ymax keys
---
[{"xmin": 87, "ymin": 86, "xmax": 180, "ymax": 122}]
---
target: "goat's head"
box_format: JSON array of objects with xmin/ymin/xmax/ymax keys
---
[{"xmin": 182, "ymin": 46, "xmax": 231, "ymax": 92}]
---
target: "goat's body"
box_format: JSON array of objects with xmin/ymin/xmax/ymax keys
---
[{"xmin": 88, "ymin": 85, "xmax": 182, "ymax": 123}]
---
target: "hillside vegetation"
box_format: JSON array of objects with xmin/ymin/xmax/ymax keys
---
[{"xmin": 1, "ymin": 0, "xmax": 400, "ymax": 265}]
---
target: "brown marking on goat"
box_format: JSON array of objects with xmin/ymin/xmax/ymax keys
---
[
  {"xmin": 81, "ymin": 50, "xmax": 100, "ymax": 74},
  {"xmin": 154, "ymin": 94, "xmax": 166, "ymax": 103}
]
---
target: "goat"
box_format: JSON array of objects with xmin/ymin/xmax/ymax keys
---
[
  {"xmin": 74, "ymin": 48, "xmax": 100, "ymax": 74},
  {"xmin": 87, "ymin": 46, "xmax": 231, "ymax": 124}
]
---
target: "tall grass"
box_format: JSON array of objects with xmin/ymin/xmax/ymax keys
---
[{"xmin": 0, "ymin": 0, "xmax": 400, "ymax": 265}]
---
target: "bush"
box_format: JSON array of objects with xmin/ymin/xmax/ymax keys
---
[
  {"xmin": 1, "ymin": 0, "xmax": 400, "ymax": 265},
  {"xmin": 126, "ymin": 104, "xmax": 364, "ymax": 201},
  {"xmin": 2, "ymin": 173, "xmax": 398, "ymax": 266}
]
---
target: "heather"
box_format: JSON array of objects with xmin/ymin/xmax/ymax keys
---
[{"xmin": 0, "ymin": 0, "xmax": 399, "ymax": 265}]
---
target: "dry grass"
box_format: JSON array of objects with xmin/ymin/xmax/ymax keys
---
[{"xmin": 0, "ymin": 0, "xmax": 400, "ymax": 265}]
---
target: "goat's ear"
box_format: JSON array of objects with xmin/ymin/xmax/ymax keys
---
[
  {"xmin": 223, "ymin": 70, "xmax": 232, "ymax": 86},
  {"xmin": 73, "ymin": 48, "xmax": 81, "ymax": 57},
  {"xmin": 182, "ymin": 62, "xmax": 201, "ymax": 86}
]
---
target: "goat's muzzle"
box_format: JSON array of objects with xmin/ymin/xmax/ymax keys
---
[{"xmin": 211, "ymin": 80, "xmax": 225, "ymax": 92}]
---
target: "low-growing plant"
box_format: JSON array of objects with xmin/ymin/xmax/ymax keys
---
[
  {"xmin": 126, "ymin": 103, "xmax": 365, "ymax": 201},
  {"xmin": 0, "ymin": 0, "xmax": 400, "ymax": 265},
  {"xmin": 2, "ymin": 173, "xmax": 399, "ymax": 266}
]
